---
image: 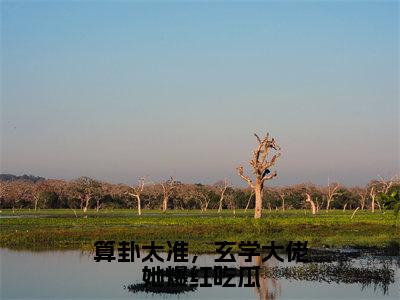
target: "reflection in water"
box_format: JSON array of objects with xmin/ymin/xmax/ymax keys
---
[
  {"xmin": 123, "ymin": 254, "xmax": 396, "ymax": 298},
  {"xmin": 261, "ymin": 261, "xmax": 395, "ymax": 295},
  {"xmin": 1, "ymin": 249, "xmax": 398, "ymax": 299},
  {"xmin": 124, "ymin": 282, "xmax": 197, "ymax": 294},
  {"xmin": 254, "ymin": 256, "xmax": 281, "ymax": 300}
]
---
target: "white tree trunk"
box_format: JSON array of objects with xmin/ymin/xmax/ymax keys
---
[
  {"xmin": 136, "ymin": 195, "xmax": 142, "ymax": 215},
  {"xmin": 254, "ymin": 183, "xmax": 263, "ymax": 219},
  {"xmin": 306, "ymin": 194, "xmax": 316, "ymax": 215}
]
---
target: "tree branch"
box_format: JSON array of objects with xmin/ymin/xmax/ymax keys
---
[
  {"xmin": 262, "ymin": 170, "xmax": 277, "ymax": 182},
  {"xmin": 237, "ymin": 166, "xmax": 255, "ymax": 189}
]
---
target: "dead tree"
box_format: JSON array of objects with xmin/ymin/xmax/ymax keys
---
[
  {"xmin": 305, "ymin": 193, "xmax": 317, "ymax": 215},
  {"xmin": 376, "ymin": 175, "xmax": 398, "ymax": 211},
  {"xmin": 197, "ymin": 192, "xmax": 211, "ymax": 212},
  {"xmin": 278, "ymin": 189, "xmax": 286, "ymax": 212},
  {"xmin": 325, "ymin": 181, "xmax": 340, "ymax": 211},
  {"xmin": 193, "ymin": 185, "xmax": 212, "ymax": 212},
  {"xmin": 353, "ymin": 186, "xmax": 368, "ymax": 210},
  {"xmin": 225, "ymin": 193, "xmax": 237, "ymax": 216},
  {"xmin": 370, "ymin": 186, "xmax": 377, "ymax": 213},
  {"xmin": 378, "ymin": 175, "xmax": 396, "ymax": 194},
  {"xmin": 128, "ymin": 177, "xmax": 147, "ymax": 215},
  {"xmin": 237, "ymin": 133, "xmax": 281, "ymax": 219},
  {"xmin": 160, "ymin": 177, "xmax": 176, "ymax": 212},
  {"xmin": 315, "ymin": 197, "xmax": 321, "ymax": 213},
  {"xmin": 360, "ymin": 188, "xmax": 367, "ymax": 210},
  {"xmin": 70, "ymin": 177, "xmax": 102, "ymax": 216},
  {"xmin": 216, "ymin": 178, "xmax": 230, "ymax": 213},
  {"xmin": 368, "ymin": 176, "xmax": 393, "ymax": 213}
]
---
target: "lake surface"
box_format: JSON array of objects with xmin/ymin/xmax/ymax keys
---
[{"xmin": 1, "ymin": 248, "xmax": 399, "ymax": 300}]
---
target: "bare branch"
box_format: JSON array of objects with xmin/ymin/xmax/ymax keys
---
[
  {"xmin": 254, "ymin": 133, "xmax": 262, "ymax": 144},
  {"xmin": 236, "ymin": 166, "xmax": 255, "ymax": 189},
  {"xmin": 237, "ymin": 132, "xmax": 281, "ymax": 219}
]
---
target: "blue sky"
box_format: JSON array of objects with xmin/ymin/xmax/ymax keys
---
[{"xmin": 1, "ymin": 1, "xmax": 398, "ymax": 186}]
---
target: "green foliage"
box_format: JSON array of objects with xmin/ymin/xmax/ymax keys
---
[{"xmin": 380, "ymin": 190, "xmax": 400, "ymax": 218}]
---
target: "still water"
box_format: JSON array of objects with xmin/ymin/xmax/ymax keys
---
[{"xmin": 1, "ymin": 248, "xmax": 399, "ymax": 300}]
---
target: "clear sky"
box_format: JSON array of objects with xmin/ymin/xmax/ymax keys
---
[{"xmin": 1, "ymin": 1, "xmax": 399, "ymax": 186}]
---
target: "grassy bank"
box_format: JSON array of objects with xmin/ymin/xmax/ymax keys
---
[{"xmin": 0, "ymin": 209, "xmax": 398, "ymax": 252}]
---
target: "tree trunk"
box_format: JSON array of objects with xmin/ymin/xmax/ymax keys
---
[
  {"xmin": 376, "ymin": 199, "xmax": 382, "ymax": 211},
  {"xmin": 162, "ymin": 197, "xmax": 168, "ymax": 212},
  {"xmin": 96, "ymin": 200, "xmax": 102, "ymax": 212},
  {"xmin": 254, "ymin": 182, "xmax": 263, "ymax": 219},
  {"xmin": 351, "ymin": 207, "xmax": 360, "ymax": 219},
  {"xmin": 218, "ymin": 194, "xmax": 224, "ymax": 213},
  {"xmin": 371, "ymin": 195, "xmax": 375, "ymax": 213},
  {"xmin": 305, "ymin": 194, "xmax": 316, "ymax": 215},
  {"xmin": 137, "ymin": 196, "xmax": 142, "ymax": 215},
  {"xmin": 244, "ymin": 200, "xmax": 250, "ymax": 212},
  {"xmin": 83, "ymin": 195, "xmax": 90, "ymax": 212},
  {"xmin": 244, "ymin": 191, "xmax": 254, "ymax": 212}
]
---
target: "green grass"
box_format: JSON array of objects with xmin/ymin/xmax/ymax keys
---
[{"xmin": 0, "ymin": 209, "xmax": 398, "ymax": 253}]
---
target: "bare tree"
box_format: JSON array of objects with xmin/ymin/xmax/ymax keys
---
[
  {"xmin": 70, "ymin": 177, "xmax": 102, "ymax": 215},
  {"xmin": 237, "ymin": 133, "xmax": 281, "ymax": 219},
  {"xmin": 175, "ymin": 183, "xmax": 192, "ymax": 210},
  {"xmin": 305, "ymin": 193, "xmax": 317, "ymax": 215},
  {"xmin": 378, "ymin": 175, "xmax": 397, "ymax": 194},
  {"xmin": 192, "ymin": 184, "xmax": 212, "ymax": 212},
  {"xmin": 32, "ymin": 180, "xmax": 60, "ymax": 210},
  {"xmin": 368, "ymin": 176, "xmax": 398, "ymax": 212},
  {"xmin": 142, "ymin": 183, "xmax": 162, "ymax": 209},
  {"xmin": 216, "ymin": 178, "xmax": 230, "ymax": 213},
  {"xmin": 370, "ymin": 185, "xmax": 377, "ymax": 213},
  {"xmin": 367, "ymin": 176, "xmax": 394, "ymax": 213},
  {"xmin": 314, "ymin": 197, "xmax": 321, "ymax": 213},
  {"xmin": 352, "ymin": 186, "xmax": 368, "ymax": 210},
  {"xmin": 277, "ymin": 187, "xmax": 291, "ymax": 212},
  {"xmin": 128, "ymin": 177, "xmax": 147, "ymax": 215},
  {"xmin": 225, "ymin": 192, "xmax": 237, "ymax": 216},
  {"xmin": 325, "ymin": 180, "xmax": 340, "ymax": 211},
  {"xmin": 33, "ymin": 183, "xmax": 43, "ymax": 211},
  {"xmin": 160, "ymin": 177, "xmax": 176, "ymax": 212}
]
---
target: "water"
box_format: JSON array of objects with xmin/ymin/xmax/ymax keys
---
[{"xmin": 1, "ymin": 248, "xmax": 399, "ymax": 300}]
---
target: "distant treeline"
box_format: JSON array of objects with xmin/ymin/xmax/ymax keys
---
[
  {"xmin": 0, "ymin": 174, "xmax": 45, "ymax": 183},
  {"xmin": 0, "ymin": 174, "xmax": 399, "ymax": 211}
]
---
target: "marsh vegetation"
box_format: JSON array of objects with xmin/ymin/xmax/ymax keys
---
[{"xmin": 1, "ymin": 209, "xmax": 398, "ymax": 252}]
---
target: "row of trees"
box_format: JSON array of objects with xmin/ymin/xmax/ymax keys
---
[
  {"xmin": 1, "ymin": 175, "xmax": 399, "ymax": 214},
  {"xmin": 0, "ymin": 133, "xmax": 399, "ymax": 217}
]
